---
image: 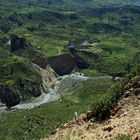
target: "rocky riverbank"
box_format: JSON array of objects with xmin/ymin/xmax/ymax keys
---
[
  {"xmin": 0, "ymin": 73, "xmax": 88, "ymax": 112},
  {"xmin": 0, "ymin": 72, "xmax": 112, "ymax": 114}
]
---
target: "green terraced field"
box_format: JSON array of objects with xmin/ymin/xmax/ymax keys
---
[{"xmin": 0, "ymin": 0, "xmax": 140, "ymax": 139}]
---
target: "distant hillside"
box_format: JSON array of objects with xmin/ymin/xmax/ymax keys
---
[
  {"xmin": 27, "ymin": 0, "xmax": 140, "ymax": 6},
  {"xmin": 0, "ymin": 0, "xmax": 140, "ymax": 12},
  {"xmin": 26, "ymin": 0, "xmax": 140, "ymax": 8}
]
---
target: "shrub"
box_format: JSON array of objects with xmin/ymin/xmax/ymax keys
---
[
  {"xmin": 92, "ymin": 92, "xmax": 113, "ymax": 121},
  {"xmin": 91, "ymin": 80, "xmax": 123, "ymax": 121}
]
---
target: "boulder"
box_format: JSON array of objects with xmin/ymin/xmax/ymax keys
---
[{"xmin": 0, "ymin": 86, "xmax": 21, "ymax": 108}]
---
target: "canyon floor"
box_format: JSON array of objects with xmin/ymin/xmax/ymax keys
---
[{"xmin": 43, "ymin": 95, "xmax": 140, "ymax": 140}]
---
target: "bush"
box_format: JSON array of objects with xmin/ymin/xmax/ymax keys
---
[
  {"xmin": 91, "ymin": 80, "xmax": 123, "ymax": 121},
  {"xmin": 92, "ymin": 92, "xmax": 113, "ymax": 121}
]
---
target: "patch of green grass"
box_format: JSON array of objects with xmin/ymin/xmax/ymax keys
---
[{"xmin": 114, "ymin": 134, "xmax": 132, "ymax": 140}]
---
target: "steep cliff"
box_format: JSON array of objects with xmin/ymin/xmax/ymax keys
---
[
  {"xmin": 0, "ymin": 61, "xmax": 42, "ymax": 107},
  {"xmin": 47, "ymin": 53, "xmax": 89, "ymax": 76},
  {"xmin": 33, "ymin": 63, "xmax": 59, "ymax": 91},
  {"xmin": 47, "ymin": 54, "xmax": 76, "ymax": 76}
]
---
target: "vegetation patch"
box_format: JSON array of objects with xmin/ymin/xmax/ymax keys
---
[
  {"xmin": 91, "ymin": 64, "xmax": 140, "ymax": 121},
  {"xmin": 114, "ymin": 134, "xmax": 132, "ymax": 140}
]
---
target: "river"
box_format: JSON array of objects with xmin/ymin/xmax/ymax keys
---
[{"xmin": 0, "ymin": 73, "xmax": 111, "ymax": 114}]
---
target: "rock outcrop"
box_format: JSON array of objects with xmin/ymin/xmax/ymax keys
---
[
  {"xmin": 0, "ymin": 60, "xmax": 59, "ymax": 108},
  {"xmin": 124, "ymin": 76, "xmax": 140, "ymax": 97},
  {"xmin": 0, "ymin": 86, "xmax": 21, "ymax": 108},
  {"xmin": 33, "ymin": 63, "xmax": 58, "ymax": 91},
  {"xmin": 32, "ymin": 56, "xmax": 48, "ymax": 69},
  {"xmin": 47, "ymin": 53, "xmax": 89, "ymax": 76},
  {"xmin": 0, "ymin": 62, "xmax": 42, "ymax": 107},
  {"xmin": 73, "ymin": 55, "xmax": 90, "ymax": 69},
  {"xmin": 9, "ymin": 34, "xmax": 40, "ymax": 59},
  {"xmin": 10, "ymin": 35, "xmax": 29, "ymax": 52},
  {"xmin": 47, "ymin": 54, "xmax": 76, "ymax": 76}
]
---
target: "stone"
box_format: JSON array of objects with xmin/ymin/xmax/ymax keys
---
[
  {"xmin": 0, "ymin": 87, "xmax": 21, "ymax": 108},
  {"xmin": 103, "ymin": 126, "xmax": 113, "ymax": 132}
]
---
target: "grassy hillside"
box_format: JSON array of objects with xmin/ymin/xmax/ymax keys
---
[
  {"xmin": 0, "ymin": 0, "xmax": 140, "ymax": 103},
  {"xmin": 0, "ymin": 0, "xmax": 140, "ymax": 108},
  {"xmin": 0, "ymin": 0, "xmax": 140, "ymax": 139}
]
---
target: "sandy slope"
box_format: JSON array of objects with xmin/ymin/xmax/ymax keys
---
[{"xmin": 43, "ymin": 95, "xmax": 140, "ymax": 140}]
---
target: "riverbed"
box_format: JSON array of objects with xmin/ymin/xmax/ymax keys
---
[{"xmin": 0, "ymin": 72, "xmax": 112, "ymax": 114}]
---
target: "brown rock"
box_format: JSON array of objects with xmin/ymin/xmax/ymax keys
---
[
  {"xmin": 103, "ymin": 126, "xmax": 113, "ymax": 132},
  {"xmin": 133, "ymin": 88, "xmax": 140, "ymax": 96},
  {"xmin": 47, "ymin": 54, "xmax": 75, "ymax": 76},
  {"xmin": 131, "ymin": 76, "xmax": 140, "ymax": 88},
  {"xmin": 0, "ymin": 86, "xmax": 21, "ymax": 108}
]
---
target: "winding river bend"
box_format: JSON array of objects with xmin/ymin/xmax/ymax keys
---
[{"xmin": 0, "ymin": 73, "xmax": 111, "ymax": 114}]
